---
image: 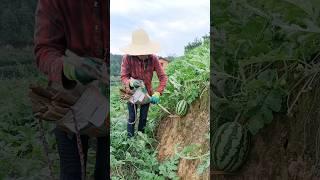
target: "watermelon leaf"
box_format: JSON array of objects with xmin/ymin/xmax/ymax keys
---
[
  {"xmin": 261, "ymin": 107, "xmax": 273, "ymax": 124},
  {"xmin": 265, "ymin": 89, "xmax": 283, "ymax": 112},
  {"xmin": 247, "ymin": 114, "xmax": 264, "ymax": 135},
  {"xmin": 246, "ymin": 88, "xmax": 282, "ymax": 135}
]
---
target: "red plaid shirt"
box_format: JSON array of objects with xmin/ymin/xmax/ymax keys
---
[
  {"xmin": 120, "ymin": 55, "xmax": 168, "ymax": 95},
  {"xmin": 34, "ymin": 0, "xmax": 109, "ymax": 82}
]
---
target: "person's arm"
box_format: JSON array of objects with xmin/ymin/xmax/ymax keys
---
[
  {"xmin": 153, "ymin": 55, "xmax": 168, "ymax": 94},
  {"xmin": 120, "ymin": 55, "xmax": 131, "ymax": 86},
  {"xmin": 34, "ymin": 0, "xmax": 66, "ymax": 82}
]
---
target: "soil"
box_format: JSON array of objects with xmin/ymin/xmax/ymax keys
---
[
  {"xmin": 156, "ymin": 90, "xmax": 210, "ymax": 180},
  {"xmin": 212, "ymin": 78, "xmax": 320, "ymax": 180}
]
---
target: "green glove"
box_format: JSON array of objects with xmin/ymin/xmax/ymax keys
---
[
  {"xmin": 129, "ymin": 78, "xmax": 142, "ymax": 88},
  {"xmin": 63, "ymin": 50, "xmax": 103, "ymax": 85},
  {"xmin": 150, "ymin": 92, "xmax": 160, "ymax": 104}
]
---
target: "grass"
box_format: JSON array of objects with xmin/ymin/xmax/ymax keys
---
[{"xmin": 0, "ymin": 49, "xmax": 98, "ymax": 179}]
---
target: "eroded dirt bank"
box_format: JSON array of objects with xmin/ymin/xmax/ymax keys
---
[{"xmin": 156, "ymin": 91, "xmax": 210, "ymax": 180}]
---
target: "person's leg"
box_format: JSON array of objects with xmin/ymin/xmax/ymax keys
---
[
  {"xmin": 137, "ymin": 103, "xmax": 150, "ymax": 133},
  {"xmin": 127, "ymin": 102, "xmax": 137, "ymax": 137},
  {"xmin": 94, "ymin": 136, "xmax": 108, "ymax": 180},
  {"xmin": 54, "ymin": 127, "xmax": 89, "ymax": 180}
]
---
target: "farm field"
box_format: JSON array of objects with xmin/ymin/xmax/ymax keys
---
[
  {"xmin": 110, "ymin": 37, "xmax": 210, "ymax": 179},
  {"xmin": 0, "ymin": 48, "xmax": 103, "ymax": 179}
]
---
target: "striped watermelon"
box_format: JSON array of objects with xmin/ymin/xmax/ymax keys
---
[
  {"xmin": 176, "ymin": 100, "xmax": 188, "ymax": 116},
  {"xmin": 212, "ymin": 122, "xmax": 250, "ymax": 173}
]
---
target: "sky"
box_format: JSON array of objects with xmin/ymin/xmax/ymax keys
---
[{"xmin": 110, "ymin": 0, "xmax": 210, "ymax": 57}]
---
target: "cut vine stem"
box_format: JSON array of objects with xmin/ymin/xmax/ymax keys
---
[
  {"xmin": 168, "ymin": 115, "xmax": 180, "ymax": 118},
  {"xmin": 146, "ymin": 94, "xmax": 173, "ymax": 115},
  {"xmin": 174, "ymin": 144, "xmax": 209, "ymax": 160},
  {"xmin": 287, "ymin": 72, "xmax": 318, "ymax": 116}
]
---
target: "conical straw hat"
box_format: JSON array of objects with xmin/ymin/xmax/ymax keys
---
[{"xmin": 120, "ymin": 29, "xmax": 160, "ymax": 55}]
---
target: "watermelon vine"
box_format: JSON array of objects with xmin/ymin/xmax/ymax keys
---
[{"xmin": 212, "ymin": 0, "xmax": 320, "ymax": 173}]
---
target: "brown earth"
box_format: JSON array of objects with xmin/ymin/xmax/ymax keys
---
[
  {"xmin": 212, "ymin": 78, "xmax": 320, "ymax": 180},
  {"xmin": 156, "ymin": 90, "xmax": 210, "ymax": 180}
]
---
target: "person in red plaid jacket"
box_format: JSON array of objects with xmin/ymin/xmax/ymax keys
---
[
  {"xmin": 120, "ymin": 29, "xmax": 168, "ymax": 137},
  {"xmin": 34, "ymin": 0, "xmax": 109, "ymax": 179}
]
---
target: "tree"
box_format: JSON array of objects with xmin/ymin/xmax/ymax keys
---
[
  {"xmin": 17, "ymin": 1, "xmax": 35, "ymax": 44},
  {"xmin": 184, "ymin": 38, "xmax": 202, "ymax": 54},
  {"xmin": 110, "ymin": 54, "xmax": 122, "ymax": 76},
  {"xmin": 0, "ymin": 9, "xmax": 20, "ymax": 45},
  {"xmin": 0, "ymin": 0, "xmax": 37, "ymax": 46}
]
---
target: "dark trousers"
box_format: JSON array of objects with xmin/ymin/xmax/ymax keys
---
[
  {"xmin": 127, "ymin": 103, "xmax": 150, "ymax": 137},
  {"xmin": 54, "ymin": 127, "xmax": 109, "ymax": 180}
]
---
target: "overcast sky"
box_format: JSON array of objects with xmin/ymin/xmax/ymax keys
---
[{"xmin": 111, "ymin": 0, "xmax": 210, "ymax": 56}]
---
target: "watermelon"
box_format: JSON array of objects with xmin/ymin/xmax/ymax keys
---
[
  {"xmin": 212, "ymin": 122, "xmax": 250, "ymax": 173},
  {"xmin": 176, "ymin": 100, "xmax": 188, "ymax": 116}
]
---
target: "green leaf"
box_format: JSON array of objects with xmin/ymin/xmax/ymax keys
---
[
  {"xmin": 247, "ymin": 114, "xmax": 264, "ymax": 135},
  {"xmin": 261, "ymin": 107, "xmax": 273, "ymax": 124},
  {"xmin": 258, "ymin": 69, "xmax": 277, "ymax": 83},
  {"xmin": 283, "ymin": 0, "xmax": 315, "ymax": 17},
  {"xmin": 265, "ymin": 89, "xmax": 282, "ymax": 112}
]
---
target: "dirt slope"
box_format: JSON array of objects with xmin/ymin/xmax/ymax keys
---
[{"xmin": 156, "ymin": 90, "xmax": 209, "ymax": 180}]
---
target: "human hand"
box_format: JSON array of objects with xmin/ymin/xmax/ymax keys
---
[
  {"xmin": 129, "ymin": 78, "xmax": 142, "ymax": 88},
  {"xmin": 150, "ymin": 92, "xmax": 160, "ymax": 104},
  {"xmin": 63, "ymin": 50, "xmax": 104, "ymax": 84}
]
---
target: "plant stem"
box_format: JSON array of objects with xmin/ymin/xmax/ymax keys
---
[{"xmin": 287, "ymin": 73, "xmax": 318, "ymax": 116}]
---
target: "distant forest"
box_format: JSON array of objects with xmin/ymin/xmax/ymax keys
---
[
  {"xmin": 110, "ymin": 54, "xmax": 122, "ymax": 76},
  {"xmin": 0, "ymin": 0, "xmax": 37, "ymax": 46}
]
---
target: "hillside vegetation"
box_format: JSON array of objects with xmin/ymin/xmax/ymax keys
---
[{"xmin": 212, "ymin": 0, "xmax": 320, "ymax": 179}]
